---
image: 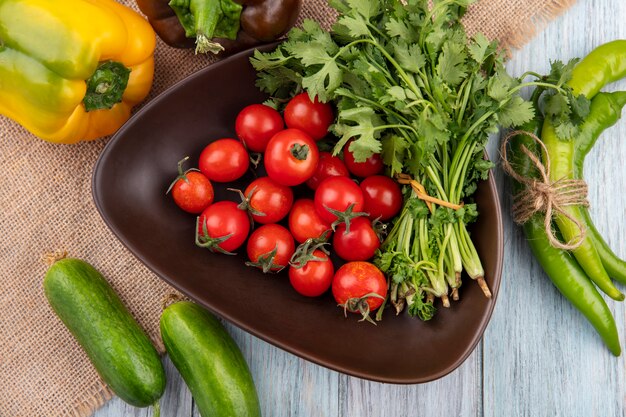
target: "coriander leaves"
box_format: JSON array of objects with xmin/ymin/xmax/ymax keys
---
[
  {"xmin": 541, "ymin": 59, "xmax": 591, "ymax": 139},
  {"xmin": 252, "ymin": 0, "xmax": 532, "ymax": 168}
]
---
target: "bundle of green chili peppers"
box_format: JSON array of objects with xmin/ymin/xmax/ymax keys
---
[{"xmin": 504, "ymin": 40, "xmax": 626, "ymax": 356}]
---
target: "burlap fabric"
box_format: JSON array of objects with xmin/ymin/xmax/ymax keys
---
[{"xmin": 0, "ymin": 0, "xmax": 575, "ymax": 416}]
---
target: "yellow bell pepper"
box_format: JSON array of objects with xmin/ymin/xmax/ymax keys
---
[{"xmin": 0, "ymin": 0, "xmax": 156, "ymax": 144}]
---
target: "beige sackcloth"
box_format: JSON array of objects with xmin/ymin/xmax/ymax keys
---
[{"xmin": 0, "ymin": 1, "xmax": 575, "ymax": 416}]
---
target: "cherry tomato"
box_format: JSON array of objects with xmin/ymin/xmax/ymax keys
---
[
  {"xmin": 288, "ymin": 199, "xmax": 333, "ymax": 243},
  {"xmin": 332, "ymin": 262, "xmax": 388, "ymax": 320},
  {"xmin": 246, "ymin": 224, "xmax": 295, "ymax": 273},
  {"xmin": 333, "ymin": 217, "xmax": 380, "ymax": 261},
  {"xmin": 264, "ymin": 128, "xmax": 319, "ymax": 186},
  {"xmin": 343, "ymin": 140, "xmax": 384, "ymax": 178},
  {"xmin": 243, "ymin": 177, "xmax": 293, "ymax": 224},
  {"xmin": 360, "ymin": 175, "xmax": 403, "ymax": 221},
  {"xmin": 167, "ymin": 157, "xmax": 214, "ymax": 214},
  {"xmin": 197, "ymin": 201, "xmax": 250, "ymax": 253},
  {"xmin": 235, "ymin": 104, "xmax": 284, "ymax": 152},
  {"xmin": 314, "ymin": 176, "xmax": 364, "ymax": 224},
  {"xmin": 288, "ymin": 250, "xmax": 334, "ymax": 297},
  {"xmin": 170, "ymin": 171, "xmax": 214, "ymax": 214},
  {"xmin": 199, "ymin": 138, "xmax": 249, "ymax": 183},
  {"xmin": 305, "ymin": 151, "xmax": 349, "ymax": 190},
  {"xmin": 284, "ymin": 93, "xmax": 334, "ymax": 140}
]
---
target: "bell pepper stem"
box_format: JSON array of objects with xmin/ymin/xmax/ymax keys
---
[
  {"xmin": 169, "ymin": 0, "xmax": 242, "ymax": 55},
  {"xmin": 83, "ymin": 61, "xmax": 130, "ymax": 112},
  {"xmin": 196, "ymin": 34, "xmax": 225, "ymax": 55}
]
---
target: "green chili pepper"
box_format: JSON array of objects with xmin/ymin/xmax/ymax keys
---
[
  {"xmin": 579, "ymin": 208, "xmax": 626, "ymax": 284},
  {"xmin": 568, "ymin": 42, "xmax": 626, "ymax": 287},
  {"xmin": 573, "ymin": 92, "xmax": 626, "ymax": 161},
  {"xmin": 568, "ymin": 40, "xmax": 626, "ymax": 98},
  {"xmin": 504, "ymin": 42, "xmax": 626, "ymax": 355},
  {"xmin": 538, "ymin": 40, "xmax": 626, "ymax": 300},
  {"xmin": 523, "ymin": 215, "xmax": 621, "ymax": 356},
  {"xmin": 572, "ymin": 92, "xmax": 626, "ymax": 284},
  {"xmin": 508, "ymin": 111, "xmax": 621, "ymax": 356},
  {"xmin": 541, "ymin": 119, "xmax": 624, "ymax": 300}
]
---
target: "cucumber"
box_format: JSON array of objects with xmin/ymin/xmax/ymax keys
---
[
  {"xmin": 44, "ymin": 258, "xmax": 166, "ymax": 409},
  {"xmin": 160, "ymin": 301, "xmax": 262, "ymax": 417}
]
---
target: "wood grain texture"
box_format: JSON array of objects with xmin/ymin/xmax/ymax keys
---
[
  {"xmin": 483, "ymin": 1, "xmax": 626, "ymax": 417},
  {"xmin": 93, "ymin": 1, "xmax": 626, "ymax": 416},
  {"xmin": 339, "ymin": 351, "xmax": 482, "ymax": 417}
]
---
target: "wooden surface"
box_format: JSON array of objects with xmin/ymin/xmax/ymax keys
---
[{"xmin": 93, "ymin": 1, "xmax": 626, "ymax": 416}]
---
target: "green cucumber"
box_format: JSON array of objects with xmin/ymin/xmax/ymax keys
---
[
  {"xmin": 160, "ymin": 301, "xmax": 262, "ymax": 417},
  {"xmin": 44, "ymin": 258, "xmax": 166, "ymax": 409}
]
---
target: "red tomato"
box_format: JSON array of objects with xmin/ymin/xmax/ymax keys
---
[
  {"xmin": 167, "ymin": 157, "xmax": 214, "ymax": 214},
  {"xmin": 246, "ymin": 224, "xmax": 295, "ymax": 273},
  {"xmin": 360, "ymin": 175, "xmax": 403, "ymax": 221},
  {"xmin": 314, "ymin": 176, "xmax": 364, "ymax": 224},
  {"xmin": 288, "ymin": 250, "xmax": 334, "ymax": 297},
  {"xmin": 170, "ymin": 171, "xmax": 214, "ymax": 214},
  {"xmin": 235, "ymin": 104, "xmax": 284, "ymax": 152},
  {"xmin": 197, "ymin": 201, "xmax": 250, "ymax": 253},
  {"xmin": 264, "ymin": 129, "xmax": 319, "ymax": 186},
  {"xmin": 332, "ymin": 262, "xmax": 388, "ymax": 320},
  {"xmin": 343, "ymin": 140, "xmax": 384, "ymax": 178},
  {"xmin": 199, "ymin": 138, "xmax": 249, "ymax": 183},
  {"xmin": 288, "ymin": 199, "xmax": 332, "ymax": 243},
  {"xmin": 333, "ymin": 217, "xmax": 380, "ymax": 261},
  {"xmin": 284, "ymin": 93, "xmax": 334, "ymax": 140},
  {"xmin": 305, "ymin": 151, "xmax": 349, "ymax": 190},
  {"xmin": 244, "ymin": 177, "xmax": 294, "ymax": 224}
]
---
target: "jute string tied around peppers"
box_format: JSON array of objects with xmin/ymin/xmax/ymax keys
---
[{"xmin": 500, "ymin": 130, "xmax": 589, "ymax": 250}]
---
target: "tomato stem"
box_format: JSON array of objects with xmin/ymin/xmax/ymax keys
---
[
  {"xmin": 326, "ymin": 203, "xmax": 369, "ymax": 234},
  {"xmin": 228, "ymin": 187, "xmax": 266, "ymax": 220},
  {"xmin": 249, "ymin": 152, "xmax": 263, "ymax": 170},
  {"xmin": 289, "ymin": 232, "xmax": 331, "ymax": 269},
  {"xmin": 339, "ymin": 292, "xmax": 385, "ymax": 325},
  {"xmin": 290, "ymin": 143, "xmax": 310, "ymax": 160},
  {"xmin": 194, "ymin": 217, "xmax": 236, "ymax": 255},
  {"xmin": 374, "ymin": 290, "xmax": 389, "ymax": 321},
  {"xmin": 246, "ymin": 246, "xmax": 283, "ymax": 273},
  {"xmin": 166, "ymin": 156, "xmax": 201, "ymax": 194},
  {"xmin": 371, "ymin": 217, "xmax": 388, "ymax": 242}
]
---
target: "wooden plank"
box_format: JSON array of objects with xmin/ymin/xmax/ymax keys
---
[
  {"xmin": 483, "ymin": 1, "xmax": 626, "ymax": 416},
  {"xmin": 339, "ymin": 348, "xmax": 482, "ymax": 417}
]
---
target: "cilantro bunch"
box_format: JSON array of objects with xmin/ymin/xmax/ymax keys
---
[
  {"xmin": 524, "ymin": 58, "xmax": 591, "ymax": 138},
  {"xmin": 252, "ymin": 0, "xmax": 536, "ymax": 319}
]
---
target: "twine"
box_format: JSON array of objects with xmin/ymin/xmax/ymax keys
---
[
  {"xmin": 500, "ymin": 130, "xmax": 589, "ymax": 250},
  {"xmin": 395, "ymin": 173, "xmax": 463, "ymax": 212}
]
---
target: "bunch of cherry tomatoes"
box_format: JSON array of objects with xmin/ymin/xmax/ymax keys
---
[{"xmin": 168, "ymin": 93, "xmax": 404, "ymax": 322}]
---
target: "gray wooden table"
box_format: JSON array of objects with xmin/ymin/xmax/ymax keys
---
[{"xmin": 94, "ymin": 1, "xmax": 626, "ymax": 416}]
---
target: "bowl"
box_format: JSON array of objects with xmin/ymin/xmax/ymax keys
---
[{"xmin": 92, "ymin": 44, "xmax": 503, "ymax": 384}]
